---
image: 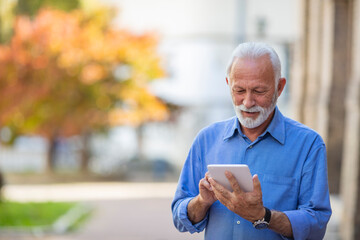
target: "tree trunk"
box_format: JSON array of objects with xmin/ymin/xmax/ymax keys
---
[
  {"xmin": 80, "ymin": 132, "xmax": 91, "ymax": 173},
  {"xmin": 136, "ymin": 124, "xmax": 145, "ymax": 161},
  {"xmin": 45, "ymin": 135, "xmax": 57, "ymax": 173}
]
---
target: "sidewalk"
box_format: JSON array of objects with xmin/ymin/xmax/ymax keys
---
[
  {"xmin": 3, "ymin": 182, "xmax": 178, "ymax": 202},
  {"xmin": 2, "ymin": 182, "xmax": 341, "ymax": 240}
]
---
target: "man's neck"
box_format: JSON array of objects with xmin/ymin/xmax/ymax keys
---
[{"xmin": 241, "ymin": 110, "xmax": 275, "ymax": 142}]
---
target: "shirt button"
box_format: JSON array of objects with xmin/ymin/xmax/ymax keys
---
[
  {"xmin": 249, "ymin": 145, "xmax": 253, "ymax": 149},
  {"xmin": 236, "ymin": 220, "xmax": 240, "ymax": 224}
]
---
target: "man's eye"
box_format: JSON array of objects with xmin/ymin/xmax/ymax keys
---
[{"xmin": 254, "ymin": 90, "xmax": 265, "ymax": 94}]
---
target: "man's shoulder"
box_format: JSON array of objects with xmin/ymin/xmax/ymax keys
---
[
  {"xmin": 283, "ymin": 116, "xmax": 316, "ymax": 133},
  {"xmin": 283, "ymin": 116, "xmax": 324, "ymax": 143}
]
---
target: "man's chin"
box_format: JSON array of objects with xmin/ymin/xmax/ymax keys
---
[
  {"xmin": 239, "ymin": 117, "xmax": 259, "ymax": 128},
  {"xmin": 241, "ymin": 112, "xmax": 259, "ymax": 119}
]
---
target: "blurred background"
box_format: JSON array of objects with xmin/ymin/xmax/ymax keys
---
[{"xmin": 0, "ymin": 0, "xmax": 358, "ymax": 239}]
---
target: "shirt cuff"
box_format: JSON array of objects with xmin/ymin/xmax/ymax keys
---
[
  {"xmin": 284, "ymin": 210, "xmax": 310, "ymax": 240},
  {"xmin": 178, "ymin": 197, "xmax": 208, "ymax": 233}
]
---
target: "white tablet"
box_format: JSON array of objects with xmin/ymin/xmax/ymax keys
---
[{"xmin": 207, "ymin": 164, "xmax": 253, "ymax": 192}]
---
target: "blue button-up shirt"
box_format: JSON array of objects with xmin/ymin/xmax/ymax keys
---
[{"xmin": 172, "ymin": 107, "xmax": 331, "ymax": 240}]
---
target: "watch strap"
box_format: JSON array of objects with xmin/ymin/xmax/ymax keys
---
[
  {"xmin": 253, "ymin": 207, "xmax": 272, "ymax": 229},
  {"xmin": 263, "ymin": 207, "xmax": 271, "ymax": 223}
]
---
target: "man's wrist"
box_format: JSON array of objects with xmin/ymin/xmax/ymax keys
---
[
  {"xmin": 251, "ymin": 207, "xmax": 266, "ymax": 223},
  {"xmin": 253, "ymin": 207, "xmax": 272, "ymax": 229},
  {"xmin": 188, "ymin": 195, "xmax": 212, "ymax": 224},
  {"xmin": 197, "ymin": 195, "xmax": 214, "ymax": 208}
]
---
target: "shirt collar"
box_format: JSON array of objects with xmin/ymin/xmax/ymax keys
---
[
  {"xmin": 264, "ymin": 106, "xmax": 285, "ymax": 144},
  {"xmin": 223, "ymin": 116, "xmax": 241, "ymax": 141},
  {"xmin": 223, "ymin": 106, "xmax": 286, "ymax": 145}
]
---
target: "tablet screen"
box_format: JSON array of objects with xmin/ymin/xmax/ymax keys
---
[{"xmin": 207, "ymin": 164, "xmax": 253, "ymax": 192}]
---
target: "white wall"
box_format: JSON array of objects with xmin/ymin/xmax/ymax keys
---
[
  {"xmin": 246, "ymin": 0, "xmax": 300, "ymax": 41},
  {"xmin": 102, "ymin": 0, "xmax": 239, "ymax": 37}
]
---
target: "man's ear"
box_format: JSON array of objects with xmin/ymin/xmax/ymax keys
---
[{"xmin": 277, "ymin": 78, "xmax": 286, "ymax": 97}]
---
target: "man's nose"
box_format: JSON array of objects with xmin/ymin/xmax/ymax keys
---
[{"xmin": 243, "ymin": 92, "xmax": 256, "ymax": 108}]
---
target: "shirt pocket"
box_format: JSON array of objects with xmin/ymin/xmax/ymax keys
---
[{"xmin": 259, "ymin": 173, "xmax": 299, "ymax": 211}]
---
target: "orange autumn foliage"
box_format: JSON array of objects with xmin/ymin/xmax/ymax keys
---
[{"xmin": 0, "ymin": 8, "xmax": 168, "ymax": 139}]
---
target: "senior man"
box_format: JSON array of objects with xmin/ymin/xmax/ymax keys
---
[{"xmin": 171, "ymin": 42, "xmax": 331, "ymax": 239}]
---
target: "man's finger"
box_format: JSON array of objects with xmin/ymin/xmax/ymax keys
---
[
  {"xmin": 209, "ymin": 177, "xmax": 231, "ymax": 206},
  {"xmin": 200, "ymin": 178, "xmax": 213, "ymax": 191},
  {"xmin": 208, "ymin": 177, "xmax": 231, "ymax": 198},
  {"xmin": 225, "ymin": 171, "xmax": 243, "ymax": 194},
  {"xmin": 252, "ymin": 174, "xmax": 262, "ymax": 193},
  {"xmin": 205, "ymin": 172, "xmax": 211, "ymax": 181}
]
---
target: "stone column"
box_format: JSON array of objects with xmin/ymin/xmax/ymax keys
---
[
  {"xmin": 293, "ymin": 0, "xmax": 352, "ymax": 194},
  {"xmin": 341, "ymin": 0, "xmax": 360, "ymax": 238},
  {"xmin": 302, "ymin": 0, "xmax": 324, "ymax": 129},
  {"xmin": 326, "ymin": 0, "xmax": 353, "ymax": 194},
  {"xmin": 292, "ymin": 0, "xmax": 333, "ymax": 137},
  {"xmin": 317, "ymin": 0, "xmax": 335, "ymax": 142},
  {"xmin": 290, "ymin": 0, "xmax": 308, "ymax": 121}
]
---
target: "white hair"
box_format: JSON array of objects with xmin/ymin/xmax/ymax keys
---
[{"xmin": 226, "ymin": 42, "xmax": 281, "ymax": 86}]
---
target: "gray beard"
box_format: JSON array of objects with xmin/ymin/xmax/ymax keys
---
[{"xmin": 233, "ymin": 92, "xmax": 278, "ymax": 129}]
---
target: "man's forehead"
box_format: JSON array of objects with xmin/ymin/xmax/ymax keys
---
[
  {"xmin": 228, "ymin": 56, "xmax": 275, "ymax": 86},
  {"xmin": 230, "ymin": 56, "xmax": 272, "ymax": 75}
]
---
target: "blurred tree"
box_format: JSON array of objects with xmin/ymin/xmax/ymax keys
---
[
  {"xmin": 0, "ymin": 7, "xmax": 168, "ymax": 173},
  {"xmin": 16, "ymin": 0, "xmax": 80, "ymax": 17},
  {"xmin": 0, "ymin": 0, "xmax": 17, "ymax": 43},
  {"xmin": 1, "ymin": 0, "xmax": 80, "ymax": 44}
]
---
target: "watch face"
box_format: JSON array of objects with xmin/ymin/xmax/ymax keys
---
[{"xmin": 254, "ymin": 222, "xmax": 269, "ymax": 229}]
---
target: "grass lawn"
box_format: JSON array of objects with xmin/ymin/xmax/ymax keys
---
[{"xmin": 0, "ymin": 201, "xmax": 76, "ymax": 227}]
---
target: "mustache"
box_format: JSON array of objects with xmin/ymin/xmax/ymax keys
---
[{"xmin": 234, "ymin": 105, "xmax": 265, "ymax": 113}]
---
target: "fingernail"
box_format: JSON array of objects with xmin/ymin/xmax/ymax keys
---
[{"xmin": 225, "ymin": 171, "xmax": 231, "ymax": 177}]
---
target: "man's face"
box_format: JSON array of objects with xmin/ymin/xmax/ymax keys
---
[{"xmin": 227, "ymin": 56, "xmax": 279, "ymax": 129}]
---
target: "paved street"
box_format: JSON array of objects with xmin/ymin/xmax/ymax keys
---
[
  {"xmin": 58, "ymin": 199, "xmax": 204, "ymax": 240},
  {"xmin": 1, "ymin": 182, "xmax": 340, "ymax": 240}
]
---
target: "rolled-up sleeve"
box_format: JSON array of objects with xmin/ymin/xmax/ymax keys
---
[
  {"xmin": 171, "ymin": 136, "xmax": 208, "ymax": 233},
  {"xmin": 284, "ymin": 143, "xmax": 332, "ymax": 240},
  {"xmin": 172, "ymin": 197, "xmax": 209, "ymax": 233}
]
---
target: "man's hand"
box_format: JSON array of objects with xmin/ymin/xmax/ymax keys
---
[
  {"xmin": 187, "ymin": 172, "xmax": 217, "ymax": 224},
  {"xmin": 209, "ymin": 171, "xmax": 293, "ymax": 237},
  {"xmin": 208, "ymin": 171, "xmax": 265, "ymax": 222},
  {"xmin": 198, "ymin": 172, "xmax": 218, "ymax": 206}
]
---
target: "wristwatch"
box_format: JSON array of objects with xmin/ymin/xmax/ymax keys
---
[{"xmin": 253, "ymin": 207, "xmax": 271, "ymax": 229}]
